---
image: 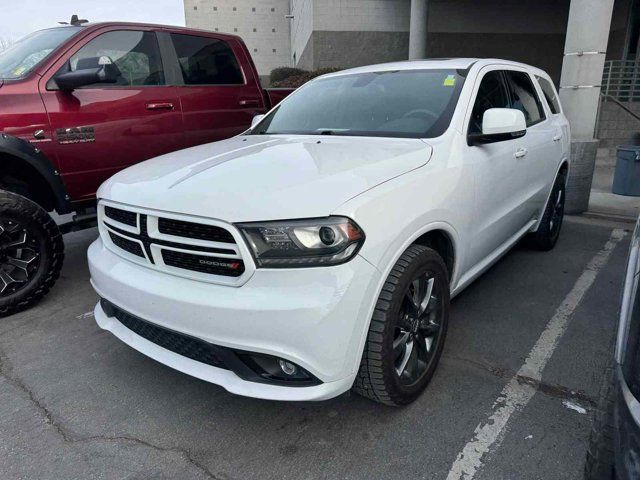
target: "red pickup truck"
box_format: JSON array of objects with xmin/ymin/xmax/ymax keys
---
[{"xmin": 0, "ymin": 22, "xmax": 294, "ymax": 316}]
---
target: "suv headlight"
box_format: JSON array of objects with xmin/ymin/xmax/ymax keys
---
[{"xmin": 237, "ymin": 217, "xmax": 365, "ymax": 268}]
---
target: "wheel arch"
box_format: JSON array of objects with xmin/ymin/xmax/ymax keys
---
[
  {"xmin": 412, "ymin": 228, "xmax": 456, "ymax": 281},
  {"xmin": 350, "ymin": 221, "xmax": 459, "ymax": 378},
  {"xmin": 0, "ymin": 134, "xmax": 71, "ymax": 214},
  {"xmin": 531, "ymin": 158, "xmax": 570, "ymax": 233}
]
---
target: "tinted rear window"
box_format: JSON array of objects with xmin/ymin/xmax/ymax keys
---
[
  {"xmin": 170, "ymin": 34, "xmax": 244, "ymax": 85},
  {"xmin": 535, "ymin": 75, "xmax": 561, "ymax": 114},
  {"xmin": 505, "ymin": 71, "xmax": 546, "ymax": 127}
]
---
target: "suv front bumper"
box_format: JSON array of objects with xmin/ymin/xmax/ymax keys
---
[{"xmin": 88, "ymin": 237, "xmax": 381, "ymax": 401}]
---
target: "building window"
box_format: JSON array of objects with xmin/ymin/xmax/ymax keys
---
[
  {"xmin": 213, "ymin": 6, "xmax": 217, "ymax": 10},
  {"xmin": 234, "ymin": 28, "xmax": 238, "ymax": 32},
  {"xmin": 272, "ymin": 28, "xmax": 276, "ymax": 32},
  {"xmin": 253, "ymin": 28, "xmax": 257, "ymax": 32},
  {"xmin": 193, "ymin": 5, "xmax": 197, "ymax": 10},
  {"xmin": 254, "ymin": 48, "xmax": 258, "ymax": 52},
  {"xmin": 214, "ymin": 28, "xmax": 219, "ymax": 31},
  {"xmin": 271, "ymin": 7, "xmax": 275, "ymax": 12},
  {"xmin": 252, "ymin": 7, "xmax": 256, "ymax": 11},
  {"xmin": 233, "ymin": 6, "xmax": 236, "ymax": 11},
  {"xmin": 272, "ymin": 49, "xmax": 276, "ymax": 53}
]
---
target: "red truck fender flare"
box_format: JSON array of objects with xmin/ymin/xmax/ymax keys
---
[{"xmin": 0, "ymin": 133, "xmax": 72, "ymax": 214}]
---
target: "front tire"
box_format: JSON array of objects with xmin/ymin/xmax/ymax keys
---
[
  {"xmin": 0, "ymin": 190, "xmax": 64, "ymax": 318},
  {"xmin": 353, "ymin": 245, "xmax": 450, "ymax": 406},
  {"xmin": 528, "ymin": 170, "xmax": 566, "ymax": 251}
]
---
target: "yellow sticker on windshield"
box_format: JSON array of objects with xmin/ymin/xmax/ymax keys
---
[{"xmin": 443, "ymin": 75, "xmax": 455, "ymax": 87}]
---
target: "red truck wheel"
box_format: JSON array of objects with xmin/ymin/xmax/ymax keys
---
[{"xmin": 0, "ymin": 190, "xmax": 64, "ymax": 317}]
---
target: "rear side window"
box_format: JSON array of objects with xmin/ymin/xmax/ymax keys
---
[
  {"xmin": 468, "ymin": 70, "xmax": 511, "ymax": 134},
  {"xmin": 170, "ymin": 34, "xmax": 244, "ymax": 85},
  {"xmin": 69, "ymin": 31, "xmax": 164, "ymax": 86},
  {"xmin": 505, "ymin": 71, "xmax": 545, "ymax": 127},
  {"xmin": 535, "ymin": 75, "xmax": 561, "ymax": 114}
]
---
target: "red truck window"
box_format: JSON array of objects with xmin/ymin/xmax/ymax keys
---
[
  {"xmin": 69, "ymin": 31, "xmax": 165, "ymax": 86},
  {"xmin": 170, "ymin": 33, "xmax": 244, "ymax": 86}
]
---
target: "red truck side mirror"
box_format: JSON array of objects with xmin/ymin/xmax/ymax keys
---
[{"xmin": 54, "ymin": 57, "xmax": 120, "ymax": 91}]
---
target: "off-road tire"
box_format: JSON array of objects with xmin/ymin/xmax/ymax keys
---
[
  {"xmin": 584, "ymin": 364, "xmax": 616, "ymax": 480},
  {"xmin": 353, "ymin": 245, "xmax": 450, "ymax": 406},
  {"xmin": 527, "ymin": 171, "xmax": 566, "ymax": 251},
  {"xmin": 0, "ymin": 190, "xmax": 64, "ymax": 317}
]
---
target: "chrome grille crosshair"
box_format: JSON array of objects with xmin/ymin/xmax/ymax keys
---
[{"xmin": 99, "ymin": 202, "xmax": 246, "ymax": 283}]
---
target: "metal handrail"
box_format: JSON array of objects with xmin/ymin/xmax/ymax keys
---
[{"xmin": 602, "ymin": 60, "xmax": 640, "ymax": 102}]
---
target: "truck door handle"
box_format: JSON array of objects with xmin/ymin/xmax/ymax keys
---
[
  {"xmin": 553, "ymin": 134, "xmax": 562, "ymax": 142},
  {"xmin": 146, "ymin": 102, "xmax": 174, "ymax": 111},
  {"xmin": 239, "ymin": 99, "xmax": 260, "ymax": 107},
  {"xmin": 514, "ymin": 148, "xmax": 528, "ymax": 158}
]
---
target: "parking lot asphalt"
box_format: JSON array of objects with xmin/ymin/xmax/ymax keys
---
[{"xmin": 0, "ymin": 215, "xmax": 633, "ymax": 480}]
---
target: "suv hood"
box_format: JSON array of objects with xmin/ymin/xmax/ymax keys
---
[{"xmin": 99, "ymin": 135, "xmax": 432, "ymax": 222}]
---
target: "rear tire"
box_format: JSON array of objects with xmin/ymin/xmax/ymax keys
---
[
  {"xmin": 353, "ymin": 245, "xmax": 450, "ymax": 406},
  {"xmin": 527, "ymin": 170, "xmax": 566, "ymax": 251},
  {"xmin": 0, "ymin": 190, "xmax": 64, "ymax": 318}
]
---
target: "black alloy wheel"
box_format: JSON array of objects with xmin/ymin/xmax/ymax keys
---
[
  {"xmin": 0, "ymin": 218, "xmax": 41, "ymax": 296},
  {"xmin": 0, "ymin": 190, "xmax": 64, "ymax": 317},
  {"xmin": 353, "ymin": 244, "xmax": 450, "ymax": 405},
  {"xmin": 394, "ymin": 271, "xmax": 444, "ymax": 386}
]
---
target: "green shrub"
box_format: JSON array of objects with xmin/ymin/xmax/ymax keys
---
[
  {"xmin": 271, "ymin": 67, "xmax": 342, "ymax": 88},
  {"xmin": 269, "ymin": 67, "xmax": 308, "ymax": 84}
]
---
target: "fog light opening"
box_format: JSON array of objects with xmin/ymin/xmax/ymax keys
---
[
  {"xmin": 278, "ymin": 359, "xmax": 298, "ymax": 376},
  {"xmin": 236, "ymin": 352, "xmax": 320, "ymax": 386}
]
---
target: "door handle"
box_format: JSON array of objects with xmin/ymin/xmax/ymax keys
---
[
  {"xmin": 239, "ymin": 99, "xmax": 260, "ymax": 107},
  {"xmin": 553, "ymin": 134, "xmax": 562, "ymax": 142},
  {"xmin": 514, "ymin": 148, "xmax": 528, "ymax": 158},
  {"xmin": 146, "ymin": 102, "xmax": 174, "ymax": 111}
]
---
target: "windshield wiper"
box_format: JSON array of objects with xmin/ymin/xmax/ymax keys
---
[{"xmin": 315, "ymin": 128, "xmax": 350, "ymax": 135}]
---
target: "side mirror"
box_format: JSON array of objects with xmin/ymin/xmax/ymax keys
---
[
  {"xmin": 467, "ymin": 108, "xmax": 526, "ymax": 145},
  {"xmin": 251, "ymin": 114, "xmax": 265, "ymax": 129},
  {"xmin": 54, "ymin": 57, "xmax": 119, "ymax": 91}
]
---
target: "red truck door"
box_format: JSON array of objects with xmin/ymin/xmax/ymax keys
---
[
  {"xmin": 166, "ymin": 32, "xmax": 266, "ymax": 148},
  {"xmin": 39, "ymin": 28, "xmax": 184, "ymax": 202}
]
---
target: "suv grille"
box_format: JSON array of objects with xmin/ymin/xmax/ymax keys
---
[
  {"xmin": 158, "ymin": 218, "xmax": 235, "ymax": 243},
  {"xmin": 104, "ymin": 206, "xmax": 137, "ymax": 227},
  {"xmin": 102, "ymin": 299, "xmax": 228, "ymax": 369},
  {"xmin": 100, "ymin": 203, "xmax": 245, "ymax": 282}
]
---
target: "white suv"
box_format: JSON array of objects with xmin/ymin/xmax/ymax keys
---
[{"xmin": 88, "ymin": 59, "xmax": 569, "ymax": 405}]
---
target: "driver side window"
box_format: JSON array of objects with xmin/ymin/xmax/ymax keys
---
[
  {"xmin": 68, "ymin": 31, "xmax": 164, "ymax": 87},
  {"xmin": 469, "ymin": 71, "xmax": 510, "ymax": 135}
]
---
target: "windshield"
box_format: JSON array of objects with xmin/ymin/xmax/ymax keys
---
[
  {"xmin": 0, "ymin": 27, "xmax": 81, "ymax": 79},
  {"xmin": 251, "ymin": 69, "xmax": 466, "ymax": 138}
]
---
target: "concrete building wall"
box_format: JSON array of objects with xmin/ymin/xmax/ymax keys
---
[
  {"xmin": 597, "ymin": 100, "xmax": 640, "ymax": 151},
  {"xmin": 426, "ymin": 0, "xmax": 570, "ymax": 86},
  {"xmin": 288, "ymin": 0, "xmax": 571, "ymax": 83},
  {"xmin": 290, "ymin": 0, "xmax": 314, "ymax": 69},
  {"xmin": 312, "ymin": 0, "xmax": 409, "ymax": 32},
  {"xmin": 184, "ymin": 0, "xmax": 291, "ymax": 76},
  {"xmin": 290, "ymin": 0, "xmax": 410, "ymax": 70}
]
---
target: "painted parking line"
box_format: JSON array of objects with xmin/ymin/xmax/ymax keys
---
[{"xmin": 446, "ymin": 228, "xmax": 627, "ymax": 480}]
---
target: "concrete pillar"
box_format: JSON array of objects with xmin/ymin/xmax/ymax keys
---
[
  {"xmin": 559, "ymin": 0, "xmax": 614, "ymax": 213},
  {"xmin": 409, "ymin": 0, "xmax": 428, "ymax": 59}
]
